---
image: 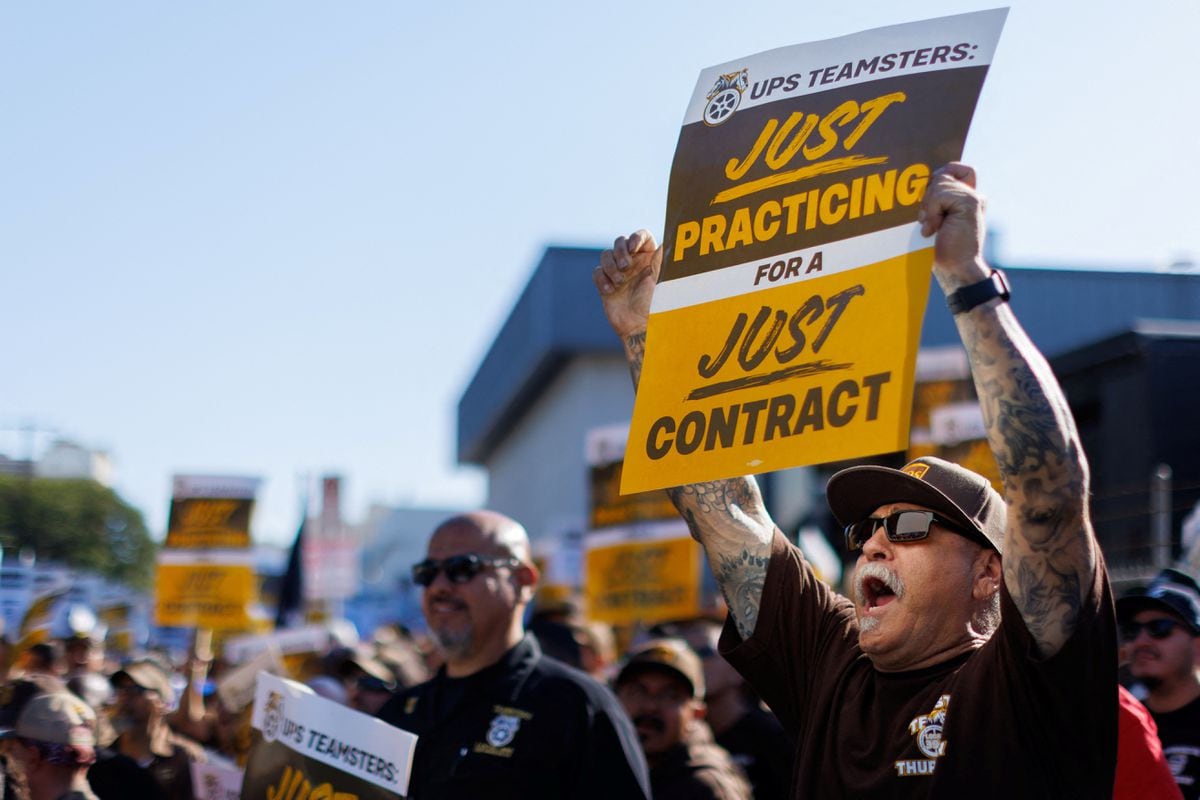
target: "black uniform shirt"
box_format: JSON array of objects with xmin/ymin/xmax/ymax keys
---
[{"xmin": 376, "ymin": 636, "xmax": 650, "ymax": 800}]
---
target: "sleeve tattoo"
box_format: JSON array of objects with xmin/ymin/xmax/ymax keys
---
[{"xmin": 961, "ymin": 308, "xmax": 1094, "ymax": 656}]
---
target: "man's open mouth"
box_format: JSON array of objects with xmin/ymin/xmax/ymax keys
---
[
  {"xmin": 863, "ymin": 576, "xmax": 897, "ymax": 610},
  {"xmin": 855, "ymin": 564, "xmax": 905, "ymax": 611}
]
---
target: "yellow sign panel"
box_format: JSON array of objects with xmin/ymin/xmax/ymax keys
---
[
  {"xmin": 155, "ymin": 562, "xmax": 256, "ymax": 629},
  {"xmin": 623, "ymin": 252, "xmax": 930, "ymax": 492},
  {"xmin": 584, "ymin": 536, "xmax": 703, "ymax": 626}
]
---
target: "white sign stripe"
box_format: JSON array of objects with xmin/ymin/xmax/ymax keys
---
[
  {"xmin": 651, "ymin": 223, "xmax": 927, "ymax": 313},
  {"xmin": 171, "ymin": 474, "xmax": 261, "ymax": 500},
  {"xmin": 585, "ymin": 519, "xmax": 691, "ymax": 549},
  {"xmin": 156, "ymin": 550, "xmax": 256, "ymax": 566},
  {"xmin": 683, "ymin": 8, "xmax": 1008, "ymax": 124}
]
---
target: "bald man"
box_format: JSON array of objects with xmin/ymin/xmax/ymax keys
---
[{"xmin": 376, "ymin": 511, "xmax": 651, "ymax": 799}]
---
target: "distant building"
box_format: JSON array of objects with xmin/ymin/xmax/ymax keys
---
[
  {"xmin": 35, "ymin": 439, "xmax": 113, "ymax": 485},
  {"xmin": 458, "ymin": 246, "xmax": 1200, "ymax": 589},
  {"xmin": 0, "ymin": 439, "xmax": 113, "ymax": 485}
]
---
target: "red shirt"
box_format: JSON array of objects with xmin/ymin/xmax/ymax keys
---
[{"xmin": 1115, "ymin": 685, "xmax": 1182, "ymax": 799}]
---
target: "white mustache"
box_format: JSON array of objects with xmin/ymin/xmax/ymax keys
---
[{"xmin": 854, "ymin": 562, "xmax": 906, "ymax": 606}]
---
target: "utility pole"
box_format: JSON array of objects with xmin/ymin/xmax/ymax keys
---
[{"xmin": 1151, "ymin": 463, "xmax": 1173, "ymax": 570}]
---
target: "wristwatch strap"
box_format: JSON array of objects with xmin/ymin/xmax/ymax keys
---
[{"xmin": 946, "ymin": 269, "xmax": 1010, "ymax": 315}]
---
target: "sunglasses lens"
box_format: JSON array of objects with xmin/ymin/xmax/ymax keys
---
[
  {"xmin": 1123, "ymin": 619, "xmax": 1182, "ymax": 640},
  {"xmin": 892, "ymin": 511, "xmax": 934, "ymax": 541},
  {"xmin": 845, "ymin": 521, "xmax": 868, "ymax": 550},
  {"xmin": 443, "ymin": 556, "xmax": 481, "ymax": 584},
  {"xmin": 412, "ymin": 561, "xmax": 437, "ymax": 587},
  {"xmin": 1148, "ymin": 619, "xmax": 1178, "ymax": 639}
]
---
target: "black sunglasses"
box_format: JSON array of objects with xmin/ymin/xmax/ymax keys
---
[
  {"xmin": 844, "ymin": 510, "xmax": 972, "ymax": 551},
  {"xmin": 411, "ymin": 554, "xmax": 521, "ymax": 587},
  {"xmin": 1121, "ymin": 618, "xmax": 1189, "ymax": 641}
]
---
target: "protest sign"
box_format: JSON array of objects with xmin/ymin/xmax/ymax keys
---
[
  {"xmin": 584, "ymin": 522, "xmax": 703, "ymax": 626},
  {"xmin": 584, "ymin": 423, "xmax": 706, "ymax": 623},
  {"xmin": 156, "ymin": 475, "xmax": 261, "ymax": 629},
  {"xmin": 15, "ymin": 585, "xmax": 68, "ymax": 652},
  {"xmin": 622, "ymin": 9, "xmax": 1007, "ymax": 493},
  {"xmin": 97, "ymin": 600, "xmax": 135, "ymax": 654},
  {"xmin": 243, "ymin": 672, "xmax": 416, "ymax": 800}
]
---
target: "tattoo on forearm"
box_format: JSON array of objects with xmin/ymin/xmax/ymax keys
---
[
  {"xmin": 625, "ymin": 331, "xmax": 646, "ymax": 388},
  {"xmin": 668, "ymin": 479, "xmax": 771, "ymax": 640},
  {"xmin": 959, "ymin": 307, "xmax": 1095, "ymax": 655},
  {"xmin": 716, "ymin": 549, "xmax": 768, "ymax": 639}
]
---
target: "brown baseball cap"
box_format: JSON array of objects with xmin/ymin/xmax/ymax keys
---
[
  {"xmin": 0, "ymin": 691, "xmax": 96, "ymax": 747},
  {"xmin": 615, "ymin": 638, "xmax": 705, "ymax": 699},
  {"xmin": 826, "ymin": 456, "xmax": 1006, "ymax": 554},
  {"xmin": 111, "ymin": 659, "xmax": 175, "ymax": 704}
]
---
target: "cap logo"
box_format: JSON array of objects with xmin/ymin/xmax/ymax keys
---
[{"xmin": 902, "ymin": 464, "xmax": 930, "ymax": 480}]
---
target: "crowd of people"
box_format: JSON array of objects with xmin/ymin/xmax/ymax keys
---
[{"xmin": 1, "ymin": 163, "xmax": 1196, "ymax": 799}]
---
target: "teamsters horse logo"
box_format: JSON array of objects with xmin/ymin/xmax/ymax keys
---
[
  {"xmin": 703, "ymin": 69, "xmax": 749, "ymax": 127},
  {"xmin": 895, "ymin": 694, "xmax": 950, "ymax": 777},
  {"xmin": 262, "ymin": 691, "xmax": 285, "ymax": 742},
  {"xmin": 486, "ymin": 713, "xmax": 521, "ymax": 748}
]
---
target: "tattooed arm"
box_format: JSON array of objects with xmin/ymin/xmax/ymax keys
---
[
  {"xmin": 593, "ymin": 231, "xmax": 775, "ymax": 639},
  {"xmin": 920, "ymin": 164, "xmax": 1096, "ymax": 658}
]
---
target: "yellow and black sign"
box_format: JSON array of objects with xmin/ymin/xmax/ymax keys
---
[
  {"xmin": 156, "ymin": 474, "xmax": 262, "ymax": 630},
  {"xmin": 156, "ymin": 560, "xmax": 257, "ymax": 629},
  {"xmin": 166, "ymin": 497, "xmax": 255, "ymax": 549},
  {"xmin": 590, "ymin": 459, "xmax": 678, "ymax": 529},
  {"xmin": 622, "ymin": 10, "xmax": 1007, "ymax": 493},
  {"xmin": 584, "ymin": 531, "xmax": 703, "ymax": 626}
]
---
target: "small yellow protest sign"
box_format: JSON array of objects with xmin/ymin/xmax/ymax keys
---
[
  {"xmin": 156, "ymin": 557, "xmax": 257, "ymax": 629},
  {"xmin": 622, "ymin": 9, "xmax": 1007, "ymax": 493},
  {"xmin": 156, "ymin": 474, "xmax": 262, "ymax": 630},
  {"xmin": 584, "ymin": 525, "xmax": 703, "ymax": 626}
]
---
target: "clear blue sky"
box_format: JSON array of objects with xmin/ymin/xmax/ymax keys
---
[{"xmin": 2, "ymin": 1, "xmax": 1197, "ymax": 546}]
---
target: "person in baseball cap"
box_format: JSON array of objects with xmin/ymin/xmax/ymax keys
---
[
  {"xmin": 110, "ymin": 660, "xmax": 175, "ymax": 707},
  {"xmin": 0, "ymin": 690, "xmax": 99, "ymax": 800},
  {"xmin": 1117, "ymin": 568, "xmax": 1200, "ymax": 798},
  {"xmin": 594, "ymin": 163, "xmax": 1115, "ymax": 795},
  {"xmin": 614, "ymin": 638, "xmax": 751, "ymax": 799},
  {"xmin": 110, "ymin": 659, "xmax": 204, "ymax": 800}
]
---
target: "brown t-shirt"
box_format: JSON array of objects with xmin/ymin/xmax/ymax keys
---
[{"xmin": 721, "ymin": 530, "xmax": 1117, "ymax": 799}]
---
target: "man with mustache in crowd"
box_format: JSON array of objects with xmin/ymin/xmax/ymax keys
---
[
  {"xmin": 1118, "ymin": 568, "xmax": 1200, "ymax": 798},
  {"xmin": 376, "ymin": 510, "xmax": 650, "ymax": 799},
  {"xmin": 614, "ymin": 638, "xmax": 751, "ymax": 800},
  {"xmin": 593, "ymin": 163, "xmax": 1117, "ymax": 797}
]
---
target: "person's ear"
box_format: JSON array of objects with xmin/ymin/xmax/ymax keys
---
[
  {"xmin": 515, "ymin": 562, "xmax": 540, "ymax": 602},
  {"xmin": 971, "ymin": 549, "xmax": 1002, "ymax": 601}
]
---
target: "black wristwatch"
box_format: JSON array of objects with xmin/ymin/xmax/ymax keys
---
[{"xmin": 946, "ymin": 269, "xmax": 1010, "ymax": 315}]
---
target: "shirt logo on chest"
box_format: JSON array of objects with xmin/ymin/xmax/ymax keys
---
[
  {"xmin": 896, "ymin": 694, "xmax": 950, "ymax": 777},
  {"xmin": 472, "ymin": 705, "xmax": 534, "ymax": 758},
  {"xmin": 486, "ymin": 714, "xmax": 521, "ymax": 747}
]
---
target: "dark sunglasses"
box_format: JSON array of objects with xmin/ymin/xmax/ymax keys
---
[
  {"xmin": 844, "ymin": 510, "xmax": 972, "ymax": 551},
  {"xmin": 1121, "ymin": 618, "xmax": 1189, "ymax": 641},
  {"xmin": 411, "ymin": 554, "xmax": 521, "ymax": 587}
]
